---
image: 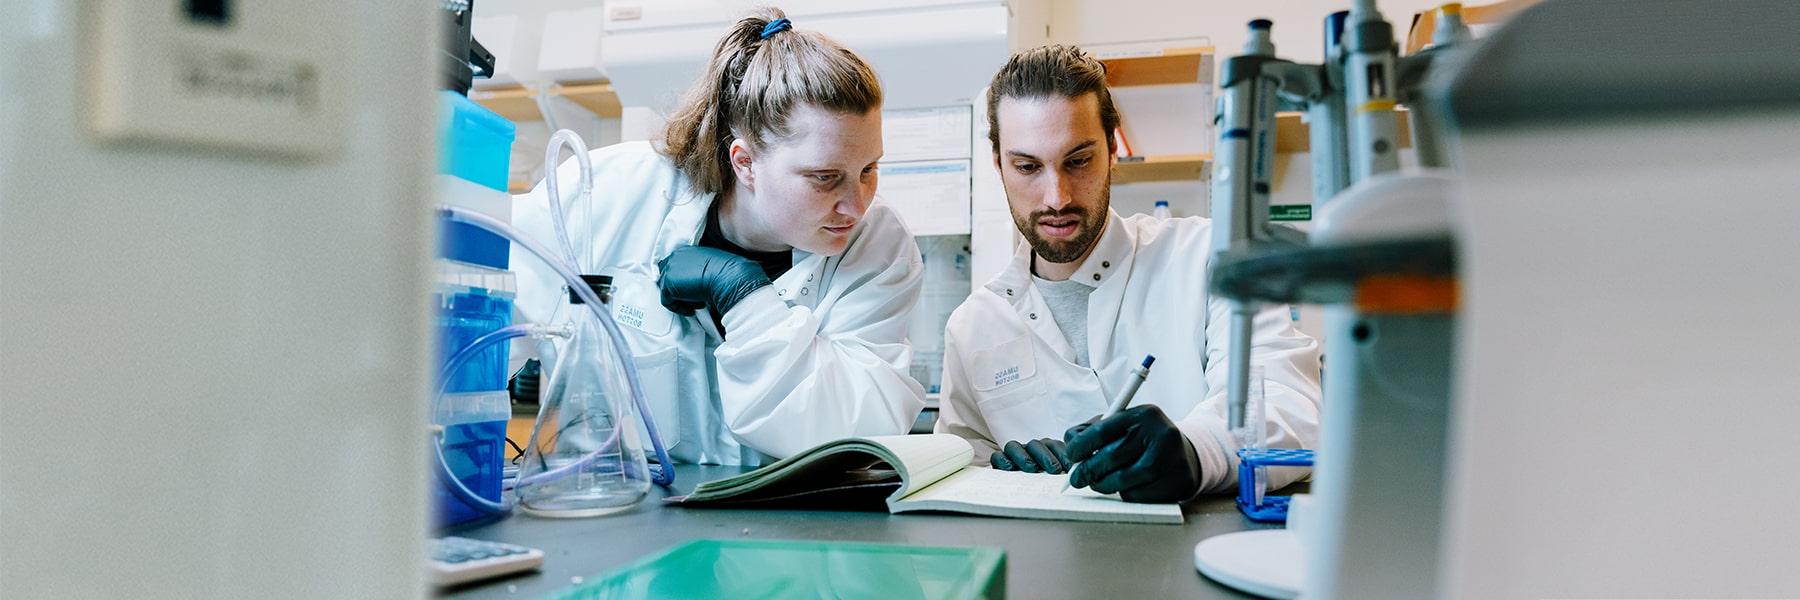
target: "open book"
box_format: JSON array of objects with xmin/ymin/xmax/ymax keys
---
[{"xmin": 671, "ymin": 434, "xmax": 1183, "ymax": 525}]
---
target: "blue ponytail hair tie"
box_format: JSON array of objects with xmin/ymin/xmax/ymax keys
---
[{"xmin": 759, "ymin": 18, "xmax": 792, "ymax": 40}]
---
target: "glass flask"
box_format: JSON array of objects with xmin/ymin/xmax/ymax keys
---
[{"xmin": 514, "ymin": 297, "xmax": 650, "ymax": 517}]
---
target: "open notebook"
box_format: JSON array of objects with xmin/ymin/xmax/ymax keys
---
[{"xmin": 671, "ymin": 434, "xmax": 1183, "ymax": 525}]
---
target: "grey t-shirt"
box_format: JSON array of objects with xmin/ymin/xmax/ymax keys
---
[{"xmin": 1033, "ymin": 275, "xmax": 1097, "ymax": 367}]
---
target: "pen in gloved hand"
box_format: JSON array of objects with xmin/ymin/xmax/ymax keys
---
[{"xmin": 1062, "ymin": 354, "xmax": 1155, "ymax": 493}]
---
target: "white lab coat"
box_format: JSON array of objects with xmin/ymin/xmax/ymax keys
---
[
  {"xmin": 934, "ymin": 210, "xmax": 1323, "ymax": 494},
  {"xmin": 510, "ymin": 141, "xmax": 927, "ymax": 466}
]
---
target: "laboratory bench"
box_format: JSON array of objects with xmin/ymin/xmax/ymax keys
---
[{"xmin": 439, "ymin": 464, "xmax": 1286, "ymax": 599}]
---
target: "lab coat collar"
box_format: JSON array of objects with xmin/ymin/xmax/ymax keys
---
[
  {"xmin": 985, "ymin": 208, "xmax": 1132, "ymax": 302},
  {"xmin": 981, "ymin": 209, "xmax": 1134, "ymax": 367},
  {"xmin": 772, "ymin": 250, "xmax": 829, "ymax": 309},
  {"xmin": 1066, "ymin": 209, "xmax": 1132, "ymax": 289},
  {"xmin": 653, "ymin": 183, "xmax": 715, "ymax": 261}
]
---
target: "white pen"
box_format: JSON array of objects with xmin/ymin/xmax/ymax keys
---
[{"xmin": 1063, "ymin": 354, "xmax": 1156, "ymax": 492}]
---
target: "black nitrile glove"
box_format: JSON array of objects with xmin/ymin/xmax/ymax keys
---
[
  {"xmin": 1063, "ymin": 405, "xmax": 1202, "ymax": 503},
  {"xmin": 655, "ymin": 246, "xmax": 772, "ymax": 317},
  {"xmin": 508, "ymin": 358, "xmax": 541, "ymax": 405},
  {"xmin": 1063, "ymin": 416, "xmax": 1096, "ymax": 444},
  {"xmin": 990, "ymin": 438, "xmax": 1070, "ymax": 474}
]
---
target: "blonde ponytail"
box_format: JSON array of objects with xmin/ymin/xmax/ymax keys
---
[{"xmin": 657, "ymin": 7, "xmax": 882, "ymax": 196}]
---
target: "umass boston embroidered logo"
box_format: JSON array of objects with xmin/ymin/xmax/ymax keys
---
[{"xmin": 992, "ymin": 365, "xmax": 1021, "ymax": 387}]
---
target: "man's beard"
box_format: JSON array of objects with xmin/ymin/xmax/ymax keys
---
[{"xmin": 1013, "ymin": 184, "xmax": 1109, "ymax": 265}]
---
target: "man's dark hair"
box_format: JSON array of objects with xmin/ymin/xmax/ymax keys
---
[{"xmin": 985, "ymin": 44, "xmax": 1121, "ymax": 157}]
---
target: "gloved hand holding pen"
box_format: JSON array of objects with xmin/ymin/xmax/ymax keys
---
[
  {"xmin": 1063, "ymin": 404, "xmax": 1203, "ymax": 503},
  {"xmin": 995, "ymin": 355, "xmax": 1154, "ymax": 478},
  {"xmin": 1057, "ymin": 355, "xmax": 1201, "ymax": 503}
]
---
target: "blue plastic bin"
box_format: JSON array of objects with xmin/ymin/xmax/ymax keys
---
[
  {"xmin": 437, "ymin": 91, "xmax": 516, "ymax": 270},
  {"xmin": 432, "ymin": 262, "xmax": 516, "ymax": 529},
  {"xmin": 437, "ymin": 416, "xmax": 508, "ymax": 529}
]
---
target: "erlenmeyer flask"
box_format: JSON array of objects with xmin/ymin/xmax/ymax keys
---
[{"xmin": 515, "ymin": 306, "xmax": 650, "ymax": 517}]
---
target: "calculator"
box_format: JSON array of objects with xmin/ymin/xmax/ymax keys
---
[{"xmin": 428, "ymin": 536, "xmax": 545, "ymax": 586}]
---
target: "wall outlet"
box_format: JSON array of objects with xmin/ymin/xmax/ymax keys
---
[{"xmin": 84, "ymin": 0, "xmax": 347, "ymax": 159}]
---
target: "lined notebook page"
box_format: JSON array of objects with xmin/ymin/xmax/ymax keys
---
[
  {"xmin": 855, "ymin": 434, "xmax": 975, "ymax": 498},
  {"xmin": 890, "ymin": 467, "xmax": 1184, "ymax": 525}
]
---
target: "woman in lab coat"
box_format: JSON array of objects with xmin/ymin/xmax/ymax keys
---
[{"xmin": 509, "ymin": 9, "xmax": 926, "ymax": 466}]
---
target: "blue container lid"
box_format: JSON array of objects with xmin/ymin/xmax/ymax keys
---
[
  {"xmin": 437, "ymin": 91, "xmax": 516, "ymax": 193},
  {"xmin": 437, "ymin": 92, "xmax": 517, "ymax": 269}
]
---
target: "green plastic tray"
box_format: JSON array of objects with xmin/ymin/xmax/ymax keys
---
[{"xmin": 547, "ymin": 538, "xmax": 1005, "ymax": 600}]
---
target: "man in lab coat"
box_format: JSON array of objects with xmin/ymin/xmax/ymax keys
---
[{"xmin": 934, "ymin": 45, "xmax": 1323, "ymax": 502}]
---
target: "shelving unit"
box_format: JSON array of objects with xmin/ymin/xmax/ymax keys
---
[
  {"xmin": 1098, "ymin": 46, "xmax": 1214, "ymax": 87},
  {"xmin": 469, "ymin": 81, "xmax": 623, "ymax": 193},
  {"xmin": 1096, "ymin": 46, "xmax": 1216, "ymax": 184},
  {"xmin": 1274, "ymin": 109, "xmax": 1413, "ymax": 153},
  {"xmin": 468, "ymin": 81, "xmax": 622, "ymax": 123},
  {"xmin": 1113, "ymin": 153, "xmax": 1212, "ymax": 184},
  {"xmin": 1404, "ymin": 0, "xmax": 1542, "ymax": 54}
]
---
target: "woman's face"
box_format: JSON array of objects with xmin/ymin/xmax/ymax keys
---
[{"xmin": 728, "ymin": 103, "xmax": 883, "ymax": 257}]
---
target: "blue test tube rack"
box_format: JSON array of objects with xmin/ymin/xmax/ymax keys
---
[{"xmin": 1235, "ymin": 448, "xmax": 1316, "ymax": 523}]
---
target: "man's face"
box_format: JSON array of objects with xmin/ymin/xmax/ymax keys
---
[{"xmin": 994, "ymin": 93, "xmax": 1113, "ymax": 265}]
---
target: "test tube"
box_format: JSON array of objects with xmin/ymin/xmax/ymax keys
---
[
  {"xmin": 1231, "ymin": 366, "xmax": 1269, "ymax": 504},
  {"xmin": 1231, "ymin": 365, "xmax": 1267, "ymax": 450}
]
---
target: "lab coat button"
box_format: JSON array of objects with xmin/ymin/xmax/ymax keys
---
[
  {"xmin": 1092, "ymin": 273, "xmax": 1102, "ymax": 282},
  {"xmin": 1006, "ymin": 288, "xmax": 1014, "ymax": 296},
  {"xmin": 1029, "ymin": 313, "xmax": 1038, "ymax": 320},
  {"xmin": 800, "ymin": 288, "xmax": 809, "ymax": 296},
  {"xmin": 779, "ymin": 288, "xmax": 788, "ymax": 296},
  {"xmin": 1102, "ymin": 261, "xmax": 1111, "ymax": 268}
]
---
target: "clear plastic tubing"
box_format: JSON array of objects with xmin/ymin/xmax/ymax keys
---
[
  {"xmin": 542, "ymin": 129, "xmax": 592, "ymax": 270},
  {"xmin": 436, "ymin": 323, "xmax": 569, "ymax": 394},
  {"xmin": 431, "ymin": 323, "xmax": 565, "ymax": 514},
  {"xmin": 439, "ymin": 206, "xmax": 675, "ymax": 486}
]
